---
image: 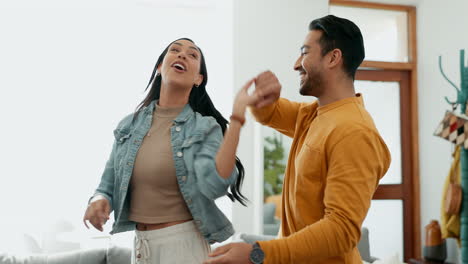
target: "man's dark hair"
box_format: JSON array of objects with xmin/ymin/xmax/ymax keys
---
[{"xmin": 309, "ymin": 15, "xmax": 365, "ymax": 80}]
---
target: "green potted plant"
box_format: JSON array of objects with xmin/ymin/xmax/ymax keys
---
[
  {"xmin": 264, "ymin": 133, "xmax": 286, "ymax": 199},
  {"xmin": 263, "ymin": 133, "xmax": 286, "ymax": 235}
]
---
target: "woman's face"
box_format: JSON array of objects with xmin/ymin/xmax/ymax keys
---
[{"xmin": 158, "ymin": 39, "xmax": 204, "ymax": 90}]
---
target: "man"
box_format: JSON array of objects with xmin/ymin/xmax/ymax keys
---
[{"xmin": 203, "ymin": 15, "xmax": 391, "ymax": 264}]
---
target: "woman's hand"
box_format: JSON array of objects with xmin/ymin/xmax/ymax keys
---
[
  {"xmin": 83, "ymin": 198, "xmax": 110, "ymax": 232},
  {"xmin": 232, "ymin": 78, "xmax": 259, "ymax": 117},
  {"xmin": 214, "ymin": 78, "xmax": 259, "ymax": 180}
]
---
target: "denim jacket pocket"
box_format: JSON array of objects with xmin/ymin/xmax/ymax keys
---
[
  {"xmin": 113, "ymin": 128, "xmax": 132, "ymax": 169},
  {"xmin": 181, "ymin": 133, "xmax": 204, "ymax": 149},
  {"xmin": 113, "ymin": 128, "xmax": 132, "ymax": 144}
]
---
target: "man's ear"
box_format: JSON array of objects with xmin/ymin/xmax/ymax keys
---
[{"xmin": 327, "ymin": 48, "xmax": 342, "ymax": 69}]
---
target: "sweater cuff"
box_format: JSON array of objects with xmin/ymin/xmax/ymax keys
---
[
  {"xmin": 249, "ymin": 102, "xmax": 276, "ymax": 124},
  {"xmin": 257, "ymin": 238, "xmax": 290, "ymax": 264}
]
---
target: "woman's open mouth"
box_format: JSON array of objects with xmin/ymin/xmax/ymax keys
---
[{"xmin": 171, "ymin": 61, "xmax": 187, "ymax": 73}]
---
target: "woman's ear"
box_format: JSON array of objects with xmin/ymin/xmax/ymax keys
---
[
  {"xmin": 195, "ymin": 74, "xmax": 203, "ymax": 86},
  {"xmin": 157, "ymin": 64, "xmax": 162, "ymax": 75}
]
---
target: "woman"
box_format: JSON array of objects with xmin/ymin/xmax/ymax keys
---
[{"xmin": 83, "ymin": 38, "xmax": 258, "ymax": 263}]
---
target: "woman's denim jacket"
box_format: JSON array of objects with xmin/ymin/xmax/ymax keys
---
[{"xmin": 93, "ymin": 100, "xmax": 238, "ymax": 244}]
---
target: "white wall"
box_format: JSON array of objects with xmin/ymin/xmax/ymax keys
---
[
  {"xmin": 418, "ymin": 0, "xmax": 468, "ymax": 263},
  {"xmin": 0, "ymin": 0, "xmax": 234, "ymax": 254},
  {"xmin": 232, "ymin": 0, "xmax": 329, "ymax": 234}
]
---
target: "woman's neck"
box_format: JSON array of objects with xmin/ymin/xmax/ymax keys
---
[{"xmin": 158, "ymin": 83, "xmax": 191, "ymax": 108}]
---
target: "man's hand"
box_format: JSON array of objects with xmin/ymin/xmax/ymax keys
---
[
  {"xmin": 203, "ymin": 242, "xmax": 253, "ymax": 264},
  {"xmin": 253, "ymin": 70, "xmax": 281, "ymax": 108},
  {"xmin": 83, "ymin": 198, "xmax": 110, "ymax": 232}
]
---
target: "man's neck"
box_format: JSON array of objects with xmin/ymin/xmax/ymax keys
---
[{"xmin": 317, "ymin": 78, "xmax": 355, "ymax": 107}]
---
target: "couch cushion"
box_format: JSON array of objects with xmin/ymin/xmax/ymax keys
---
[
  {"xmin": 239, "ymin": 234, "xmax": 276, "ymax": 244},
  {"xmin": 263, "ymin": 203, "xmax": 276, "ymax": 225},
  {"xmin": 106, "ymin": 246, "xmax": 131, "ymax": 264},
  {"xmin": 0, "ymin": 253, "xmax": 46, "ymax": 264},
  {"xmin": 47, "ymin": 248, "xmax": 106, "ymax": 264},
  {"xmin": 358, "ymin": 227, "xmax": 372, "ymax": 263}
]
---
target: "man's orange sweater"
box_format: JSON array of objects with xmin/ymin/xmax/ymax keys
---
[{"xmin": 251, "ymin": 95, "xmax": 391, "ymax": 263}]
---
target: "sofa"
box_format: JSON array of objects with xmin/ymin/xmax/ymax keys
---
[
  {"xmin": 263, "ymin": 202, "xmax": 281, "ymax": 236},
  {"xmin": 0, "ymin": 246, "xmax": 131, "ymax": 264},
  {"xmin": 1, "ymin": 227, "xmax": 376, "ymax": 264}
]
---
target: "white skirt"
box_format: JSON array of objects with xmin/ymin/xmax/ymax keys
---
[{"xmin": 132, "ymin": 221, "xmax": 211, "ymax": 264}]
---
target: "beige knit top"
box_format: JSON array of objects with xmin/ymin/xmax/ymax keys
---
[{"xmin": 129, "ymin": 104, "xmax": 192, "ymax": 224}]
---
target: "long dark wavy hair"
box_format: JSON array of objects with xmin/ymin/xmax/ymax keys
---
[{"xmin": 135, "ymin": 38, "xmax": 248, "ymax": 206}]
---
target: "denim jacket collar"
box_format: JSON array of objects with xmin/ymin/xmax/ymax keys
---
[{"xmin": 143, "ymin": 100, "xmax": 194, "ymax": 123}]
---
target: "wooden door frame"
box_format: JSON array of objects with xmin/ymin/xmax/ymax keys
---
[{"xmin": 356, "ymin": 70, "xmax": 417, "ymax": 261}]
